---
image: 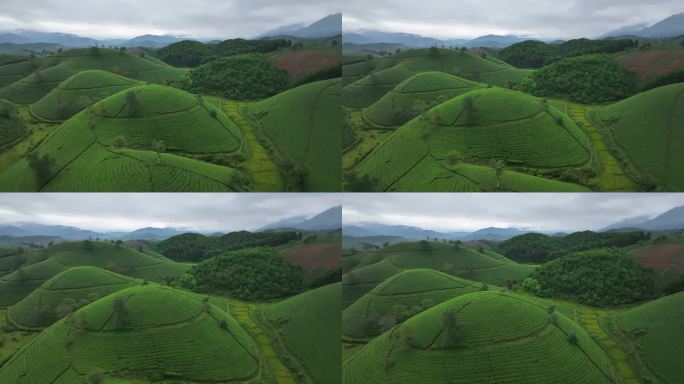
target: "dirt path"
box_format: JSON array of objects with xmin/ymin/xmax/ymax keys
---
[
  {"xmin": 564, "ymin": 104, "xmax": 634, "ymax": 191},
  {"xmin": 575, "ymin": 307, "xmax": 639, "ymax": 384},
  {"xmin": 221, "ymin": 101, "xmax": 284, "ymax": 191},
  {"xmin": 230, "ymin": 301, "xmax": 297, "ymax": 384}
]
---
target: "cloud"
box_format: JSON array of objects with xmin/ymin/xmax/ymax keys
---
[
  {"xmin": 343, "ymin": 193, "xmax": 684, "ymax": 232},
  {"xmin": 0, "ymin": 193, "xmax": 341, "ymax": 232},
  {"xmin": 342, "ymin": 0, "xmax": 683, "ymax": 39},
  {"xmin": 0, "ymin": 0, "xmax": 338, "ymax": 39}
]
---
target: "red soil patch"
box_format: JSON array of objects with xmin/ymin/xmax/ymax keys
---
[
  {"xmin": 280, "ymin": 243, "xmax": 342, "ymax": 274},
  {"xmin": 272, "ymin": 49, "xmax": 341, "ymax": 76},
  {"xmin": 617, "ymin": 50, "xmax": 684, "ymax": 79},
  {"xmin": 632, "ymin": 243, "xmax": 684, "ymax": 275}
]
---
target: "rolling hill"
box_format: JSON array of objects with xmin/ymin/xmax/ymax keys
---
[
  {"xmin": 613, "ymin": 292, "xmax": 684, "ymax": 384},
  {"xmin": 250, "ymin": 78, "xmax": 341, "ymax": 191},
  {"xmin": 343, "ymin": 241, "xmax": 535, "ymax": 307},
  {"xmin": 343, "ymin": 48, "xmax": 532, "ymax": 109},
  {"xmin": 0, "ymin": 84, "xmax": 247, "ymax": 192},
  {"xmin": 597, "ymin": 82, "xmax": 684, "ymax": 191},
  {"xmin": 343, "ymin": 291, "xmax": 614, "ymax": 383},
  {"xmin": 352, "ymin": 87, "xmax": 592, "ymax": 192},
  {"xmin": 343, "ymin": 269, "xmax": 485, "ymax": 338},
  {"xmin": 0, "ymin": 241, "xmax": 188, "ymax": 306},
  {"xmin": 0, "ymin": 285, "xmax": 260, "ymax": 383},
  {"xmin": 7, "ymin": 266, "xmax": 140, "ymax": 328},
  {"xmin": 262, "ymin": 282, "xmax": 341, "ymax": 384},
  {"xmin": 29, "ymin": 69, "xmax": 141, "ymax": 121},
  {"xmin": 0, "ymin": 47, "xmax": 186, "ymax": 105}
]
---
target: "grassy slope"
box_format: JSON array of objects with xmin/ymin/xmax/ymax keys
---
[
  {"xmin": 250, "ymin": 78, "xmax": 341, "ymax": 191},
  {"xmin": 598, "ymin": 82, "xmax": 684, "ymax": 191},
  {"xmin": 0, "ymin": 241, "xmax": 188, "ymax": 306},
  {"xmin": 343, "ymin": 291, "xmax": 614, "ymax": 384},
  {"xmin": 0, "ymin": 285, "xmax": 260, "ymax": 383},
  {"xmin": 262, "ymin": 283, "xmax": 341, "ymax": 384}
]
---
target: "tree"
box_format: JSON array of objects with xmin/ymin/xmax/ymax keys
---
[
  {"xmin": 86, "ymin": 368, "xmax": 105, "ymax": 384},
  {"xmin": 26, "ymin": 152, "xmax": 56, "ymax": 186},
  {"xmin": 429, "ymin": 46, "xmax": 440, "ymax": 57},
  {"xmin": 522, "ymin": 277, "xmax": 541, "ymax": 294},
  {"xmin": 125, "ymin": 91, "xmax": 138, "ymax": 115},
  {"xmin": 567, "ymin": 332, "xmax": 578, "ymax": 345},
  {"xmin": 462, "ymin": 96, "xmax": 476, "ymax": 124},
  {"xmin": 491, "ymin": 159, "xmax": 505, "ymax": 190},
  {"xmin": 112, "ymin": 297, "xmax": 129, "ymax": 328},
  {"xmin": 151, "ymin": 139, "xmax": 166, "ymax": 165},
  {"xmin": 442, "ymin": 309, "xmax": 458, "ymax": 347},
  {"xmin": 179, "ymin": 273, "xmax": 197, "ymax": 290}
]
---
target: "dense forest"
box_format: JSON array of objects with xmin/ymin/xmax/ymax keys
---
[
  {"xmin": 523, "ymin": 248, "xmax": 654, "ymax": 306},
  {"xmin": 499, "ymin": 38, "xmax": 638, "ymax": 68},
  {"xmin": 180, "ymin": 53, "xmax": 288, "ymax": 99},
  {"xmin": 187, "ymin": 247, "xmax": 303, "ymax": 300},
  {"xmin": 155, "ymin": 230, "xmax": 300, "ymax": 262},
  {"xmin": 521, "ymin": 54, "xmax": 636, "ymax": 103},
  {"xmin": 156, "ymin": 38, "xmax": 290, "ymax": 67},
  {"xmin": 497, "ymin": 231, "xmax": 650, "ymax": 263}
]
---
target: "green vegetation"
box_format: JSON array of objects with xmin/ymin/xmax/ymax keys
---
[
  {"xmin": 0, "ymin": 99, "xmax": 26, "ymax": 146},
  {"xmin": 250, "ymin": 78, "xmax": 341, "ymax": 191},
  {"xmin": 157, "ymin": 38, "xmax": 289, "ymax": 67},
  {"xmin": 262, "ymin": 283, "xmax": 341, "ymax": 384},
  {"xmin": 613, "ymin": 292, "xmax": 684, "ymax": 384},
  {"xmin": 30, "ymin": 70, "xmax": 141, "ymax": 121},
  {"xmin": 190, "ymin": 247, "xmax": 303, "ymax": 300},
  {"xmin": 597, "ymin": 82, "xmax": 684, "ymax": 191},
  {"xmin": 155, "ymin": 230, "xmax": 300, "ymax": 262},
  {"xmin": 522, "ymin": 54, "xmax": 636, "ymax": 103},
  {"xmin": 343, "ymin": 269, "xmax": 484, "ymax": 338},
  {"xmin": 0, "ymin": 286, "xmax": 260, "ymax": 383},
  {"xmin": 642, "ymin": 67, "xmax": 684, "ymax": 91},
  {"xmin": 344, "ymin": 291, "xmax": 614, "ymax": 384},
  {"xmin": 7, "ymin": 266, "xmax": 139, "ymax": 328},
  {"xmin": 524, "ymin": 248, "xmax": 654, "ymax": 306},
  {"xmin": 0, "ymin": 241, "xmax": 188, "ymax": 306},
  {"xmin": 500, "ymin": 38, "xmax": 638, "ymax": 68},
  {"xmin": 181, "ymin": 53, "xmax": 288, "ymax": 99},
  {"xmin": 498, "ymin": 230, "xmax": 650, "ymax": 263}
]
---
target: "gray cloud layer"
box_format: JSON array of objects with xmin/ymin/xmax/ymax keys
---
[
  {"xmin": 0, "ymin": 193, "xmax": 341, "ymax": 232},
  {"xmin": 343, "ymin": 193, "xmax": 684, "ymax": 232},
  {"xmin": 343, "ymin": 0, "xmax": 683, "ymax": 39},
  {"xmin": 0, "ymin": 0, "xmax": 338, "ymax": 39}
]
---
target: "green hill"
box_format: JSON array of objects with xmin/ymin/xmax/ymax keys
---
[
  {"xmin": 29, "ymin": 70, "xmax": 141, "ymax": 121},
  {"xmin": 0, "ymin": 285, "xmax": 260, "ymax": 383},
  {"xmin": 343, "ymin": 269, "xmax": 485, "ymax": 338},
  {"xmin": 0, "ymin": 47, "xmax": 186, "ymax": 105},
  {"xmin": 0, "ymin": 84, "xmax": 246, "ymax": 192},
  {"xmin": 0, "ymin": 99, "xmax": 26, "ymax": 146},
  {"xmin": 598, "ymin": 83, "xmax": 684, "ymax": 191},
  {"xmin": 613, "ymin": 292, "xmax": 684, "ymax": 384},
  {"xmin": 7, "ymin": 266, "xmax": 139, "ymax": 329},
  {"xmin": 250, "ymin": 78, "xmax": 341, "ymax": 191},
  {"xmin": 363, "ymin": 71, "xmax": 483, "ymax": 127},
  {"xmin": 343, "ymin": 291, "xmax": 614, "ymax": 384},
  {"xmin": 262, "ymin": 282, "xmax": 341, "ymax": 384},
  {"xmin": 343, "ymin": 242, "xmax": 535, "ymax": 307},
  {"xmin": 0, "ymin": 241, "xmax": 188, "ymax": 306},
  {"xmin": 352, "ymin": 87, "xmax": 592, "ymax": 191},
  {"xmin": 343, "ymin": 48, "xmax": 532, "ymax": 108}
]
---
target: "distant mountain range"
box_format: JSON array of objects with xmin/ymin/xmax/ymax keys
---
[
  {"xmin": 0, "ymin": 13, "xmax": 341, "ymax": 50},
  {"xmin": 601, "ymin": 205, "xmax": 684, "ymax": 231},
  {"xmin": 343, "ymin": 223, "xmax": 528, "ymax": 241},
  {"xmin": 343, "ymin": 31, "xmax": 530, "ymax": 48},
  {"xmin": 602, "ymin": 13, "xmax": 684, "ymax": 39},
  {"xmin": 258, "ymin": 13, "xmax": 341, "ymax": 39},
  {"xmin": 260, "ymin": 206, "xmax": 342, "ymax": 231}
]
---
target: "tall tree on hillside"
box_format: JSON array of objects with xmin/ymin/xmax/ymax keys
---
[
  {"xmin": 463, "ymin": 96, "xmax": 476, "ymax": 124},
  {"xmin": 151, "ymin": 139, "xmax": 166, "ymax": 165}
]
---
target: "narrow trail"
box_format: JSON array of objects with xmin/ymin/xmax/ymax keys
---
[
  {"xmin": 221, "ymin": 100, "xmax": 284, "ymax": 192},
  {"xmin": 575, "ymin": 307, "xmax": 639, "ymax": 384},
  {"xmin": 564, "ymin": 104, "xmax": 634, "ymax": 191},
  {"xmin": 230, "ymin": 301, "xmax": 297, "ymax": 384}
]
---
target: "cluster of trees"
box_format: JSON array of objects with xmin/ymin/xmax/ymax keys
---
[
  {"xmin": 522, "ymin": 248, "xmax": 654, "ymax": 306},
  {"xmin": 499, "ymin": 38, "xmax": 638, "ymax": 68},
  {"xmin": 498, "ymin": 231, "xmax": 650, "ymax": 263},
  {"xmin": 180, "ymin": 54, "xmax": 288, "ymax": 99},
  {"xmin": 156, "ymin": 38, "xmax": 290, "ymax": 68},
  {"xmin": 187, "ymin": 247, "xmax": 303, "ymax": 300},
  {"xmin": 642, "ymin": 67, "xmax": 684, "ymax": 91},
  {"xmin": 155, "ymin": 230, "xmax": 300, "ymax": 262},
  {"xmin": 521, "ymin": 54, "xmax": 636, "ymax": 103},
  {"xmin": 291, "ymin": 63, "xmax": 342, "ymax": 88}
]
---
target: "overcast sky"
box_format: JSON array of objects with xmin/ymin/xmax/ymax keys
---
[
  {"xmin": 343, "ymin": 0, "xmax": 683, "ymax": 39},
  {"xmin": 0, "ymin": 193, "xmax": 341, "ymax": 232},
  {"xmin": 343, "ymin": 193, "xmax": 684, "ymax": 233},
  {"xmin": 0, "ymin": 0, "xmax": 338, "ymax": 39}
]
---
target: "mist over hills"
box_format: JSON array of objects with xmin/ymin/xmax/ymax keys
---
[
  {"xmin": 602, "ymin": 13, "xmax": 684, "ymax": 38},
  {"xmin": 260, "ymin": 206, "xmax": 342, "ymax": 231}
]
